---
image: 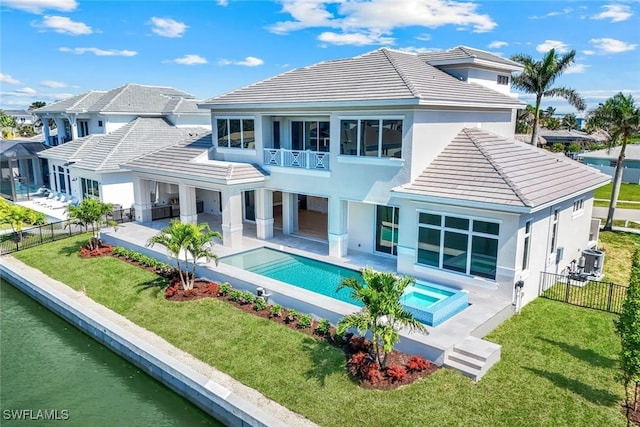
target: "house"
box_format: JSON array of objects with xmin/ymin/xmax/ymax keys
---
[
  {"xmin": 538, "ymin": 129, "xmax": 608, "ymax": 149},
  {"xmin": 125, "ymin": 47, "xmax": 609, "ymax": 309},
  {"xmin": 0, "ymin": 139, "xmax": 47, "ymax": 201},
  {"xmin": 35, "ymin": 84, "xmax": 210, "ymax": 207},
  {"xmin": 579, "ymin": 143, "xmax": 640, "ymax": 183},
  {"xmin": 4, "ymin": 110, "xmax": 37, "ymax": 127}
]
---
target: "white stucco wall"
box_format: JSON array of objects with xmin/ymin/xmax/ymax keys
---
[
  {"xmin": 101, "ymin": 172, "xmax": 135, "ymax": 207},
  {"xmin": 347, "ymin": 202, "xmax": 376, "ymax": 253},
  {"xmin": 104, "ymin": 115, "xmax": 138, "ymax": 134},
  {"xmin": 167, "ymin": 114, "xmax": 212, "ymax": 128},
  {"xmin": 196, "ymin": 188, "xmax": 221, "ymax": 215}
]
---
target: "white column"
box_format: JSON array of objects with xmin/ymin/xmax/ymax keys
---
[
  {"xmin": 54, "ymin": 118, "xmax": 66, "ymax": 144},
  {"xmin": 221, "ymin": 187, "xmax": 243, "ymax": 248},
  {"xmin": 282, "ymin": 192, "xmax": 298, "ymax": 235},
  {"xmin": 32, "ymin": 158, "xmax": 43, "ymax": 186},
  {"xmin": 179, "ymin": 183, "xmax": 198, "ymax": 224},
  {"xmin": 133, "ymin": 177, "xmax": 153, "ymax": 223},
  {"xmin": 255, "ymin": 188, "xmax": 273, "ymax": 240},
  {"xmin": 42, "ymin": 118, "xmax": 51, "ymax": 146},
  {"xmin": 328, "ymin": 197, "xmax": 348, "ymax": 257},
  {"xmin": 67, "ymin": 114, "xmax": 78, "ymax": 140}
]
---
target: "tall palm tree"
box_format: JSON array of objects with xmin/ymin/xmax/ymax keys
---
[
  {"xmin": 336, "ymin": 267, "xmax": 426, "ymax": 368},
  {"xmin": 147, "ymin": 220, "xmax": 222, "ymax": 290},
  {"xmin": 588, "ymin": 93, "xmax": 640, "ymax": 231},
  {"xmin": 510, "ymin": 49, "xmax": 586, "ymax": 147}
]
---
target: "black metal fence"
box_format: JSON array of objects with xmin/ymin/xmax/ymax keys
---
[
  {"xmin": 0, "ymin": 220, "xmax": 87, "ymax": 254},
  {"xmin": 151, "ymin": 201, "xmax": 204, "ymax": 221},
  {"xmin": 107, "ymin": 207, "xmax": 135, "ymax": 224},
  {"xmin": 539, "ymin": 271, "xmax": 628, "ymax": 314}
]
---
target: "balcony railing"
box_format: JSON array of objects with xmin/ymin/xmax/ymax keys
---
[{"xmin": 263, "ymin": 148, "xmax": 330, "ymax": 171}]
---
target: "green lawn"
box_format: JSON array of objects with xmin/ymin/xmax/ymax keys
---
[
  {"xmin": 9, "ymin": 234, "xmax": 627, "ymax": 426},
  {"xmin": 594, "ymin": 183, "xmax": 640, "ymax": 209}
]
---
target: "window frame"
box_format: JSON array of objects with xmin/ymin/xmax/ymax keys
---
[
  {"xmin": 339, "ymin": 116, "xmax": 403, "ymax": 158},
  {"xmin": 216, "ymin": 117, "xmax": 255, "ymax": 150},
  {"xmin": 550, "ymin": 209, "xmax": 559, "ymax": 255},
  {"xmin": 522, "ymin": 220, "xmax": 532, "ymax": 271},
  {"xmin": 417, "ymin": 211, "xmax": 500, "ymax": 280},
  {"xmin": 497, "ymin": 75, "xmax": 510, "ymax": 85}
]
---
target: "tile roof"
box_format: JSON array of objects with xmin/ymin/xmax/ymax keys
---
[
  {"xmin": 418, "ymin": 46, "xmax": 523, "ymax": 69},
  {"xmin": 124, "ymin": 136, "xmax": 267, "ymax": 184},
  {"xmin": 34, "ymin": 84, "xmax": 199, "ymax": 115},
  {"xmin": 201, "ymin": 49, "xmax": 523, "ymax": 108},
  {"xmin": 0, "ymin": 140, "xmax": 46, "ymax": 159},
  {"xmin": 38, "ymin": 118, "xmax": 209, "ymax": 172},
  {"xmin": 396, "ymin": 128, "xmax": 610, "ymax": 210}
]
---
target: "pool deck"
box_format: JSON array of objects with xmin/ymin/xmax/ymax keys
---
[{"xmin": 100, "ymin": 216, "xmax": 513, "ymax": 380}]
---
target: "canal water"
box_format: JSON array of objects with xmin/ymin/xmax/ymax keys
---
[{"xmin": 0, "ymin": 279, "xmax": 222, "ymax": 426}]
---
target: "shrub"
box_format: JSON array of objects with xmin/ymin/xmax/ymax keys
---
[
  {"xmin": 349, "ymin": 336, "xmax": 371, "ymax": 353},
  {"xmin": 360, "ymin": 363, "xmax": 384, "ymax": 385},
  {"xmin": 284, "ymin": 309, "xmax": 299, "ymax": 324},
  {"xmin": 229, "ymin": 289, "xmax": 243, "ymax": 302},
  {"xmin": 297, "ymin": 314, "xmax": 312, "ymax": 329},
  {"xmin": 348, "ymin": 351, "xmax": 370, "ymax": 368},
  {"xmin": 269, "ymin": 304, "xmax": 283, "ymax": 318},
  {"xmin": 254, "ymin": 298, "xmax": 267, "ymax": 311},
  {"xmin": 315, "ymin": 318, "xmax": 331, "ymax": 336},
  {"xmin": 406, "ymin": 355, "xmax": 431, "ymax": 373},
  {"xmin": 203, "ymin": 283, "xmax": 220, "ymax": 295},
  {"xmin": 219, "ymin": 282, "xmax": 232, "ymax": 296},
  {"xmin": 386, "ymin": 365, "xmax": 407, "ymax": 383},
  {"xmin": 239, "ymin": 291, "xmax": 255, "ymax": 305}
]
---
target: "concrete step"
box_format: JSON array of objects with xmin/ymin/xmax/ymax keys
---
[
  {"xmin": 444, "ymin": 336, "xmax": 502, "ymax": 382},
  {"xmin": 443, "ymin": 358, "xmax": 483, "ymax": 381},
  {"xmin": 446, "ymin": 351, "xmax": 484, "ymax": 370}
]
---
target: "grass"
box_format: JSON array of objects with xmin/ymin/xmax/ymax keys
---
[
  {"xmin": 598, "ymin": 231, "xmax": 640, "ymax": 284},
  {"xmin": 594, "ymin": 183, "xmax": 640, "ymax": 209},
  {"xmin": 10, "ymin": 234, "xmax": 628, "ymax": 426}
]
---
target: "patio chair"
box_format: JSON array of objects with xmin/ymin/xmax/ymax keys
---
[{"xmin": 37, "ymin": 192, "xmax": 56, "ymax": 205}]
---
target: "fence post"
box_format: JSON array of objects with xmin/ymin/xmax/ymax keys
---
[
  {"xmin": 564, "ymin": 275, "xmax": 571, "ymax": 303},
  {"xmin": 39, "ymin": 225, "xmax": 43, "ymax": 245},
  {"xmin": 51, "ymin": 223, "xmax": 55, "ymax": 241},
  {"xmin": 607, "ymin": 282, "xmax": 614, "ymax": 312}
]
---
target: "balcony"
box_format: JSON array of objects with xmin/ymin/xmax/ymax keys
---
[{"xmin": 263, "ymin": 148, "xmax": 330, "ymax": 171}]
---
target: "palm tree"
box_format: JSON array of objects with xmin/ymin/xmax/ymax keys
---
[
  {"xmin": 516, "ymin": 105, "xmax": 536, "ymax": 134},
  {"xmin": 510, "ymin": 49, "xmax": 586, "ymax": 147},
  {"xmin": 588, "ymin": 93, "xmax": 640, "ymax": 231},
  {"xmin": 336, "ymin": 267, "xmax": 426, "ymax": 368},
  {"xmin": 147, "ymin": 220, "xmax": 222, "ymax": 290},
  {"xmin": 563, "ymin": 113, "xmax": 578, "ymax": 130},
  {"xmin": 66, "ymin": 198, "xmax": 115, "ymax": 249}
]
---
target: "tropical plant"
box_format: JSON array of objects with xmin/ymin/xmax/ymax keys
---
[
  {"xmin": 29, "ymin": 101, "xmax": 46, "ymax": 110},
  {"xmin": 269, "ymin": 304, "xmax": 283, "ymax": 318},
  {"xmin": 219, "ymin": 282, "xmax": 232, "ymax": 296},
  {"xmin": 66, "ymin": 198, "xmax": 115, "ymax": 250},
  {"xmin": 563, "ymin": 113, "xmax": 578, "ymax": 130},
  {"xmin": 614, "ymin": 248, "xmax": 640, "ymax": 424},
  {"xmin": 0, "ymin": 109, "xmax": 17, "ymax": 128},
  {"xmin": 587, "ymin": 93, "xmax": 640, "ymax": 231},
  {"xmin": 515, "ymin": 105, "xmax": 536, "ymax": 134},
  {"xmin": 146, "ymin": 220, "xmax": 222, "ymax": 290},
  {"xmin": 0, "ymin": 198, "xmax": 46, "ymax": 241},
  {"xmin": 510, "ymin": 49, "xmax": 586, "ymax": 147},
  {"xmin": 550, "ymin": 142, "xmax": 565, "ymax": 153},
  {"xmin": 336, "ymin": 267, "xmax": 426, "ymax": 368},
  {"xmin": 315, "ymin": 318, "xmax": 331, "ymax": 336},
  {"xmin": 297, "ymin": 314, "xmax": 313, "ymax": 329},
  {"xmin": 253, "ymin": 297, "xmax": 267, "ymax": 311}
]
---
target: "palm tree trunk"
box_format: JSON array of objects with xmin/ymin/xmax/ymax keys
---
[
  {"xmin": 530, "ymin": 96, "xmax": 542, "ymax": 147},
  {"xmin": 604, "ymin": 141, "xmax": 627, "ymax": 231}
]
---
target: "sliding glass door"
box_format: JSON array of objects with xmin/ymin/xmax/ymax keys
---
[{"xmin": 375, "ymin": 205, "xmax": 399, "ymax": 255}]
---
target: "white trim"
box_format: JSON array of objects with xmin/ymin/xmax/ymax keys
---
[
  {"xmin": 263, "ymin": 166, "xmax": 330, "ymax": 178},
  {"xmin": 216, "ymin": 147, "xmax": 257, "ymax": 156},
  {"xmin": 337, "ymin": 156, "xmax": 404, "ymax": 167}
]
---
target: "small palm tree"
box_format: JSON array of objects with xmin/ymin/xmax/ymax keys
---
[
  {"xmin": 147, "ymin": 220, "xmax": 222, "ymax": 290},
  {"xmin": 588, "ymin": 93, "xmax": 640, "ymax": 231},
  {"xmin": 66, "ymin": 198, "xmax": 115, "ymax": 249},
  {"xmin": 337, "ymin": 267, "xmax": 426, "ymax": 368},
  {"xmin": 510, "ymin": 49, "xmax": 586, "ymax": 147}
]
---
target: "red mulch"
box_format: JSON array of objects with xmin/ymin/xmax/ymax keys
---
[
  {"xmin": 78, "ymin": 241, "xmax": 113, "ymax": 258},
  {"xmin": 162, "ymin": 277, "xmax": 439, "ymax": 390}
]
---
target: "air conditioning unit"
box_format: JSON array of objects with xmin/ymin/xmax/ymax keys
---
[{"xmin": 581, "ymin": 249, "xmax": 605, "ymax": 277}]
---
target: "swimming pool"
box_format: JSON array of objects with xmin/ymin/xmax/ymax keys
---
[{"xmin": 221, "ymin": 247, "xmax": 469, "ymax": 326}]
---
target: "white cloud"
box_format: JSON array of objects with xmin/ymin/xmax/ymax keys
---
[
  {"xmin": 35, "ymin": 15, "xmax": 92, "ymax": 35},
  {"xmin": 267, "ymin": 0, "xmax": 497, "ymax": 46},
  {"xmin": 591, "ymin": 4, "xmax": 632, "ymax": 23},
  {"xmin": 0, "ymin": 73, "xmax": 20, "ymax": 84},
  {"xmin": 150, "ymin": 17, "xmax": 188, "ymax": 38},
  {"xmin": 488, "ymin": 41, "xmax": 508, "ymax": 49},
  {"xmin": 400, "ymin": 46, "xmax": 437, "ymax": 54},
  {"xmin": 40, "ymin": 80, "xmax": 68, "ymax": 88},
  {"xmin": 318, "ymin": 31, "xmax": 394, "ymax": 46},
  {"xmin": 2, "ymin": 0, "xmax": 77, "ymax": 14},
  {"xmin": 590, "ymin": 38, "xmax": 637, "ymax": 53},
  {"xmin": 59, "ymin": 47, "xmax": 138, "ymax": 56},
  {"xmin": 16, "ymin": 87, "xmax": 37, "ymax": 94},
  {"xmin": 530, "ymin": 7, "xmax": 573, "ymax": 19},
  {"xmin": 582, "ymin": 49, "xmax": 596, "ymax": 55},
  {"xmin": 217, "ymin": 56, "xmax": 264, "ymax": 67},
  {"xmin": 536, "ymin": 40, "xmax": 569, "ymax": 53},
  {"xmin": 170, "ymin": 54, "xmax": 208, "ymax": 65},
  {"xmin": 565, "ymin": 63, "xmax": 588, "ymax": 74},
  {"xmin": 416, "ymin": 33, "xmax": 431, "ymax": 41},
  {"xmin": 217, "ymin": 0, "xmax": 228, "ymax": 5}
]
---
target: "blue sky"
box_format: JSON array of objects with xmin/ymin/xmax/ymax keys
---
[{"xmin": 1, "ymin": 0, "xmax": 638, "ymax": 115}]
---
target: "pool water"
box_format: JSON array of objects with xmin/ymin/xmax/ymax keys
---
[{"xmin": 221, "ymin": 247, "xmax": 469, "ymax": 326}]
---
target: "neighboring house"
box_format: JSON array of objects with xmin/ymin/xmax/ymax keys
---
[
  {"xmin": 0, "ymin": 139, "xmax": 47, "ymax": 201},
  {"xmin": 538, "ymin": 129, "xmax": 607, "ymax": 148},
  {"xmin": 125, "ymin": 47, "xmax": 609, "ymax": 308},
  {"xmin": 579, "ymin": 144, "xmax": 640, "ymax": 184},
  {"xmin": 4, "ymin": 109, "xmax": 36, "ymax": 126},
  {"xmin": 36, "ymin": 84, "xmax": 211, "ymax": 207}
]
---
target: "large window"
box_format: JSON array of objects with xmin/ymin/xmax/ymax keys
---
[
  {"xmin": 376, "ymin": 205, "xmax": 399, "ymax": 255},
  {"xmin": 522, "ymin": 220, "xmax": 531, "ymax": 271},
  {"xmin": 550, "ymin": 209, "xmax": 559, "ymax": 255},
  {"xmin": 57, "ymin": 166, "xmax": 66, "ymax": 193},
  {"xmin": 81, "ymin": 178, "xmax": 100, "ymax": 199},
  {"xmin": 291, "ymin": 120, "xmax": 329, "ymax": 152},
  {"xmin": 217, "ymin": 118, "xmax": 255, "ymax": 149},
  {"xmin": 417, "ymin": 213, "xmax": 499, "ymax": 280},
  {"xmin": 78, "ymin": 120, "xmax": 89, "ymax": 137},
  {"xmin": 340, "ymin": 118, "xmax": 402, "ymax": 158}
]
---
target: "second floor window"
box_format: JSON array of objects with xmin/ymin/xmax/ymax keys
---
[
  {"xmin": 340, "ymin": 119, "xmax": 403, "ymax": 158},
  {"xmin": 217, "ymin": 118, "xmax": 255, "ymax": 149},
  {"xmin": 497, "ymin": 75, "xmax": 509, "ymax": 85},
  {"xmin": 291, "ymin": 120, "xmax": 330, "ymax": 152},
  {"xmin": 78, "ymin": 120, "xmax": 89, "ymax": 137}
]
